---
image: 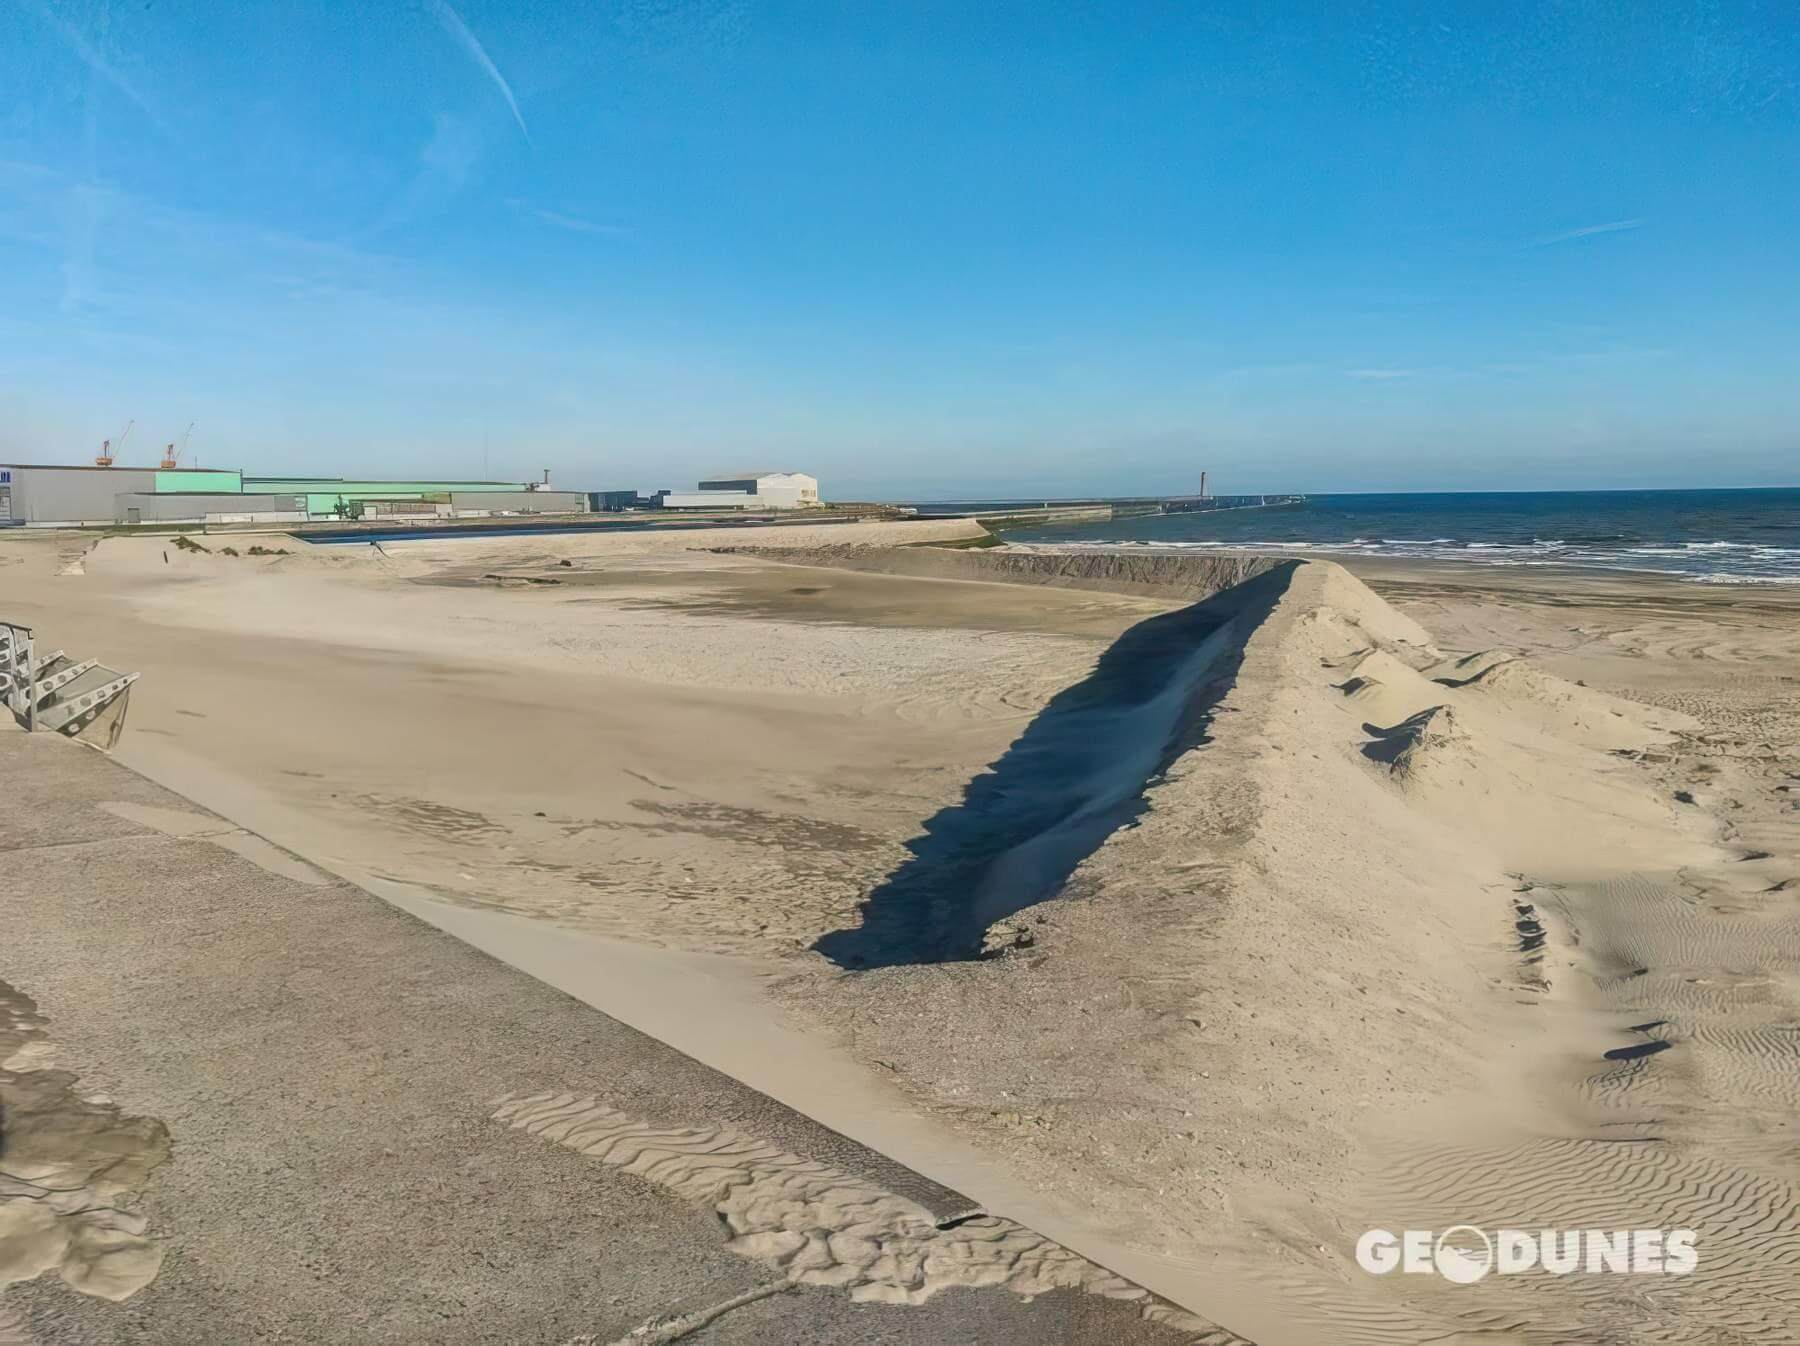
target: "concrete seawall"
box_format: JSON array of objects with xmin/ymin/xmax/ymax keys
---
[{"xmin": 974, "ymin": 505, "xmax": 1115, "ymax": 530}]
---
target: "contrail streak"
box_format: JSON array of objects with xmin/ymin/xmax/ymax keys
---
[
  {"xmin": 21, "ymin": 0, "xmax": 172, "ymax": 136},
  {"xmin": 1531, "ymin": 218, "xmax": 1644, "ymax": 247},
  {"xmin": 425, "ymin": 0, "xmax": 530, "ymax": 143}
]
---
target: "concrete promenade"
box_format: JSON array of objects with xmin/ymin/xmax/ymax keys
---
[{"xmin": 0, "ymin": 728, "xmax": 1197, "ymax": 1344}]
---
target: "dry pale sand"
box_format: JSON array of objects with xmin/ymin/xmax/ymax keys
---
[
  {"xmin": 8, "ymin": 518, "xmax": 1165, "ymax": 958},
  {"xmin": 3, "ymin": 522, "xmax": 1798, "ymax": 1343}
]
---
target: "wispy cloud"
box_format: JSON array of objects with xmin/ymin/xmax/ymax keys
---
[
  {"xmin": 1347, "ymin": 368, "xmax": 1415, "ymax": 380},
  {"xmin": 22, "ymin": 0, "xmax": 171, "ymax": 136},
  {"xmin": 371, "ymin": 111, "xmax": 492, "ymax": 233},
  {"xmin": 1529, "ymin": 218, "xmax": 1645, "ymax": 248},
  {"xmin": 425, "ymin": 0, "xmax": 530, "ymax": 143},
  {"xmin": 59, "ymin": 182, "xmax": 112, "ymax": 311},
  {"xmin": 420, "ymin": 111, "xmax": 484, "ymax": 189},
  {"xmin": 511, "ymin": 202, "xmax": 629, "ymax": 237},
  {"xmin": 0, "ymin": 156, "xmax": 404, "ymax": 340}
]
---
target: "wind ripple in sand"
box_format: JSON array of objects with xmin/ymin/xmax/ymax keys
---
[
  {"xmin": 1572, "ymin": 875, "xmax": 1800, "ymax": 977},
  {"xmin": 1352, "ymin": 856, "xmax": 1800, "ymax": 1342},
  {"xmin": 491, "ymin": 1091, "xmax": 1248, "ymax": 1342},
  {"xmin": 1355, "ymin": 1134, "xmax": 1800, "ymax": 1344}
]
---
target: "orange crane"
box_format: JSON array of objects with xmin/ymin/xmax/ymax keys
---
[
  {"xmin": 95, "ymin": 419, "xmax": 133, "ymax": 467},
  {"xmin": 160, "ymin": 423, "xmax": 194, "ymax": 470}
]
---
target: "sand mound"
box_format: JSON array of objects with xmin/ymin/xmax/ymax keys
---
[
  {"xmin": 1322, "ymin": 641, "xmax": 1713, "ymax": 875},
  {"xmin": 1427, "ymin": 648, "xmax": 1514, "ymax": 684},
  {"xmin": 1428, "ymin": 648, "xmax": 1695, "ymax": 750},
  {"xmin": 793, "ymin": 556, "xmax": 1771, "ymax": 1343},
  {"xmin": 79, "ymin": 534, "xmax": 383, "ymax": 582},
  {"xmin": 1334, "ymin": 649, "xmax": 1447, "ymax": 726},
  {"xmin": 1307, "ymin": 559, "xmax": 1440, "ymax": 656},
  {"xmin": 1363, "ymin": 704, "xmax": 1475, "ymax": 784}
]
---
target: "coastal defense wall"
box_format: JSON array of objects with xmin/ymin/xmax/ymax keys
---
[
  {"xmin": 718, "ymin": 543, "xmax": 1296, "ymax": 609},
  {"xmin": 976, "ymin": 505, "xmax": 1114, "ymax": 531}
]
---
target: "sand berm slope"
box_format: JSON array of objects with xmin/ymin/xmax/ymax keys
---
[{"xmin": 772, "ymin": 548, "xmax": 1784, "ymax": 1343}]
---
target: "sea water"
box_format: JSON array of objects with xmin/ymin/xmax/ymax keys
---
[{"xmin": 1002, "ymin": 488, "xmax": 1800, "ymax": 584}]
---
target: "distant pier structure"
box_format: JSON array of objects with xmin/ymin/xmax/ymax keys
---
[
  {"xmin": 1160, "ymin": 491, "xmax": 1306, "ymax": 515},
  {"xmin": 900, "ymin": 488, "xmax": 1306, "ymax": 529},
  {"xmin": 1160, "ymin": 468, "xmax": 1306, "ymax": 514}
]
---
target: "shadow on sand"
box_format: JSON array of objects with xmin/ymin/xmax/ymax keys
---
[{"xmin": 815, "ymin": 565, "xmax": 1295, "ymax": 969}]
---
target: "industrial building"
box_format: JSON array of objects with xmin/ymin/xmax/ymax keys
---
[
  {"xmin": 588, "ymin": 489, "xmax": 652, "ymax": 512},
  {"xmin": 657, "ymin": 471, "xmax": 822, "ymax": 511},
  {"xmin": 696, "ymin": 471, "xmax": 820, "ymax": 508},
  {"xmin": 0, "ymin": 463, "xmax": 585, "ymax": 527}
]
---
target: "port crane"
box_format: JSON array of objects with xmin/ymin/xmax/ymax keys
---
[
  {"xmin": 95, "ymin": 418, "xmax": 133, "ymax": 468},
  {"xmin": 160, "ymin": 423, "xmax": 194, "ymax": 470}
]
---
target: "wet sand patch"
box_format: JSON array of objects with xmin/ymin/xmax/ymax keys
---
[{"xmin": 0, "ymin": 980, "xmax": 168, "ymax": 1307}]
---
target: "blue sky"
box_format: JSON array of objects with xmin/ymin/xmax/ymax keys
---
[{"xmin": 1, "ymin": 1, "xmax": 1796, "ymax": 497}]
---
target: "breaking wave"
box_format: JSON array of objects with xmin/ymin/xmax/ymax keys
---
[{"xmin": 1018, "ymin": 537, "xmax": 1800, "ymax": 584}]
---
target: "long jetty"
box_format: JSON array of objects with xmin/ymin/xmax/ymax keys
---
[{"xmin": 899, "ymin": 493, "xmax": 1306, "ymax": 530}]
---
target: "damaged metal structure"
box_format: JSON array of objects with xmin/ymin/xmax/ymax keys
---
[{"xmin": 1, "ymin": 620, "xmax": 139, "ymax": 745}]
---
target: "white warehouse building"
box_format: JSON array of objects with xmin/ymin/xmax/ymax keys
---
[{"xmin": 658, "ymin": 471, "xmax": 821, "ymax": 511}]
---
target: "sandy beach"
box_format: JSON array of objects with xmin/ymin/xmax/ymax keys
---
[{"xmin": 4, "ymin": 520, "xmax": 1798, "ymax": 1342}]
